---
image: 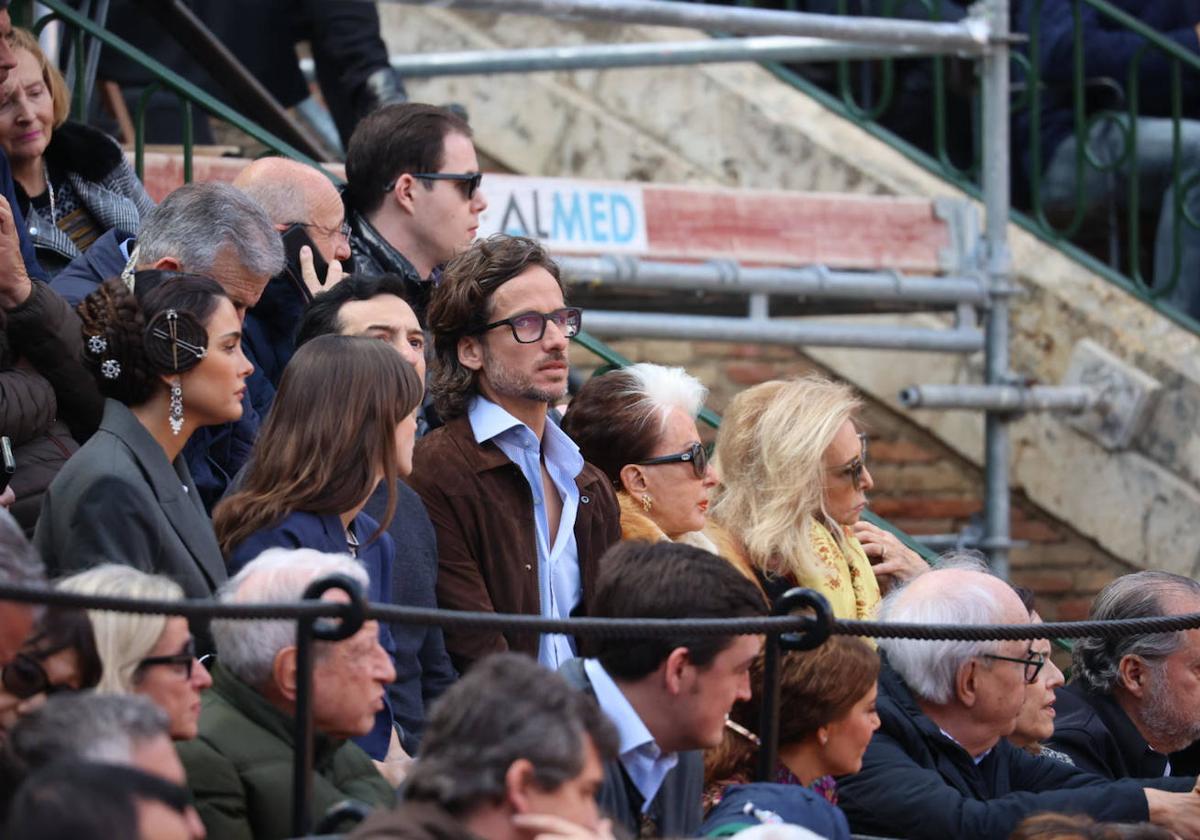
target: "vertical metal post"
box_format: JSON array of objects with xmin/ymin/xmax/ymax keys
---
[
  {"xmin": 981, "ymin": 0, "xmax": 1012, "ymax": 578},
  {"xmin": 291, "ymin": 613, "xmax": 318, "ymax": 837},
  {"xmin": 756, "ymin": 632, "xmax": 782, "ymax": 781}
]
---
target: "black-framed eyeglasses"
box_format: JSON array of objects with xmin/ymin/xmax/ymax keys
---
[
  {"xmin": 472, "ymin": 307, "xmax": 582, "ymax": 344},
  {"xmin": 980, "ymin": 650, "xmax": 1046, "ymax": 684},
  {"xmin": 285, "ymin": 220, "xmax": 351, "ymax": 241},
  {"xmin": 1, "ymin": 651, "xmax": 73, "ymax": 700},
  {"xmin": 136, "ymin": 639, "xmax": 200, "ymax": 680},
  {"xmin": 636, "ymin": 442, "xmax": 710, "ymax": 480},
  {"xmin": 385, "ymin": 171, "xmax": 483, "ymax": 200},
  {"xmin": 829, "ymin": 432, "xmax": 869, "ymax": 491}
]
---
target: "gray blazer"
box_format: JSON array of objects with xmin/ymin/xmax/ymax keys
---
[{"xmin": 34, "ymin": 399, "xmax": 227, "ymax": 599}]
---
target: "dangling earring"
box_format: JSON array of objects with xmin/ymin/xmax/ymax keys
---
[
  {"xmin": 641, "ymin": 494, "xmax": 653, "ymax": 513},
  {"xmin": 169, "ymin": 379, "xmax": 184, "ymax": 435}
]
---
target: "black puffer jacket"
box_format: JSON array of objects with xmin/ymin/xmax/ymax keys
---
[{"xmin": 0, "ymin": 281, "xmax": 103, "ymax": 532}]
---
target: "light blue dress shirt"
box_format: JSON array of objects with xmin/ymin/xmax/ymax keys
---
[
  {"xmin": 468, "ymin": 395, "xmax": 583, "ymax": 668},
  {"xmin": 584, "ymin": 658, "xmax": 679, "ymax": 812}
]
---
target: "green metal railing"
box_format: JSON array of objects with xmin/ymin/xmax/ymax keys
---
[{"xmin": 684, "ymin": 0, "xmax": 1200, "ymax": 336}]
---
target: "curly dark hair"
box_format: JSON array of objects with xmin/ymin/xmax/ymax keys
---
[
  {"xmin": 77, "ymin": 271, "xmax": 227, "ymax": 407},
  {"xmin": 427, "ymin": 235, "xmax": 563, "ymax": 420}
]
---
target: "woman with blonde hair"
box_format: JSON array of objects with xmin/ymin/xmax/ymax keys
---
[
  {"xmin": 0, "ymin": 28, "xmax": 153, "ymax": 275},
  {"xmin": 709, "ymin": 375, "xmax": 925, "ymax": 619},
  {"xmin": 57, "ymin": 563, "xmax": 212, "ymax": 740}
]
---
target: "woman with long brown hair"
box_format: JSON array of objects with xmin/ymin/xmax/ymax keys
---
[{"xmin": 212, "ymin": 334, "xmax": 422, "ymax": 768}]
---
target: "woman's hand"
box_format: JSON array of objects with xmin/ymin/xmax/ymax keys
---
[
  {"xmin": 512, "ymin": 814, "xmax": 616, "ymax": 840},
  {"xmin": 852, "ymin": 520, "xmax": 928, "ymax": 591}
]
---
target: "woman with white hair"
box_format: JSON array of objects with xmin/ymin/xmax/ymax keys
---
[
  {"xmin": 57, "ymin": 564, "xmax": 211, "ymax": 740},
  {"xmin": 561, "ymin": 363, "xmax": 719, "ymax": 549},
  {"xmin": 709, "ymin": 375, "xmax": 925, "ymax": 620}
]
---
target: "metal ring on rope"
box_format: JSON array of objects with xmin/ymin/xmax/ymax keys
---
[{"xmin": 774, "ymin": 586, "xmax": 833, "ymax": 651}]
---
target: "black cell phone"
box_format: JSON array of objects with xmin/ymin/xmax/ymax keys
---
[
  {"xmin": 0, "ymin": 436, "xmax": 14, "ymax": 495},
  {"xmin": 281, "ymin": 224, "xmax": 330, "ymax": 291}
]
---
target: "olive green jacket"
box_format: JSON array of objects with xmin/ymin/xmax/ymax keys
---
[{"xmin": 178, "ymin": 662, "xmax": 394, "ymax": 840}]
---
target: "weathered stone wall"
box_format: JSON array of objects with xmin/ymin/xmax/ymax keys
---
[{"xmin": 376, "ymin": 7, "xmax": 1198, "ymax": 602}]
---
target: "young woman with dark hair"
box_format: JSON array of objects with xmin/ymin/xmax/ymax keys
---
[
  {"xmin": 212, "ymin": 334, "xmax": 423, "ymax": 769},
  {"xmin": 704, "ymin": 636, "xmax": 881, "ymax": 811},
  {"xmin": 34, "ymin": 271, "xmax": 251, "ymax": 607}
]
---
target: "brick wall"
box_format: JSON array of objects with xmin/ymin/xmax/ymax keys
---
[{"xmin": 573, "ymin": 338, "xmax": 1133, "ymax": 621}]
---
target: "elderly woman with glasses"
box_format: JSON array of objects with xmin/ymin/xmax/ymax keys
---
[
  {"xmin": 709, "ymin": 375, "xmax": 926, "ymax": 620},
  {"xmin": 57, "ymin": 564, "xmax": 212, "ymax": 741},
  {"xmin": 562, "ymin": 363, "xmax": 720, "ymax": 549},
  {"xmin": 0, "ymin": 606, "xmax": 101, "ymax": 736}
]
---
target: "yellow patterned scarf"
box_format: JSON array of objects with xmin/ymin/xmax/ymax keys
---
[{"xmin": 790, "ymin": 519, "xmax": 881, "ymax": 622}]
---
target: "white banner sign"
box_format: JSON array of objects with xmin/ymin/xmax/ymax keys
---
[{"xmin": 477, "ymin": 175, "xmax": 648, "ymax": 254}]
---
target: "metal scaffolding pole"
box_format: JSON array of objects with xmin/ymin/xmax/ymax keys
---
[
  {"xmin": 559, "ymin": 255, "xmax": 989, "ymax": 305},
  {"xmin": 582, "ymin": 311, "xmax": 983, "ymax": 352},
  {"xmin": 382, "ymin": 0, "xmax": 992, "ymax": 51},
  {"xmin": 980, "ymin": 0, "xmax": 1012, "ymax": 577},
  {"xmin": 367, "ymin": 37, "xmax": 970, "ymax": 78},
  {"xmin": 899, "ymin": 385, "xmax": 1096, "ymax": 413}
]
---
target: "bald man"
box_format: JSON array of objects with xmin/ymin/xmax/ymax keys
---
[
  {"xmin": 836, "ymin": 560, "xmax": 1200, "ymax": 840},
  {"xmin": 233, "ymin": 157, "xmax": 351, "ymax": 417}
]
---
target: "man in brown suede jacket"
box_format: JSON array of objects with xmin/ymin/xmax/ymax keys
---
[{"xmin": 408, "ymin": 234, "xmax": 619, "ymax": 672}]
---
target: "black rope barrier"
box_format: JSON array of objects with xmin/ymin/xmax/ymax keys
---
[{"xmin": 7, "ymin": 581, "xmax": 1200, "ymax": 641}]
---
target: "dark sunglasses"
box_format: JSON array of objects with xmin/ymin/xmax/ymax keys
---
[
  {"xmin": 831, "ymin": 432, "xmax": 869, "ymax": 491},
  {"xmin": 981, "ymin": 650, "xmax": 1046, "ymax": 684},
  {"xmin": 136, "ymin": 638, "xmax": 200, "ymax": 680},
  {"xmin": 636, "ymin": 441, "xmax": 709, "ymax": 480},
  {"xmin": 472, "ymin": 307, "xmax": 582, "ymax": 344},
  {"xmin": 385, "ymin": 171, "xmax": 483, "ymax": 200},
  {"xmin": 1, "ymin": 652, "xmax": 72, "ymax": 700}
]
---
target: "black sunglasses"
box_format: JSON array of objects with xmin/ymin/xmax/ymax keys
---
[
  {"xmin": 385, "ymin": 171, "xmax": 483, "ymax": 200},
  {"xmin": 472, "ymin": 307, "xmax": 582, "ymax": 344},
  {"xmin": 1, "ymin": 651, "xmax": 72, "ymax": 700},
  {"xmin": 981, "ymin": 650, "xmax": 1046, "ymax": 684},
  {"xmin": 830, "ymin": 432, "xmax": 869, "ymax": 491},
  {"xmin": 136, "ymin": 638, "xmax": 200, "ymax": 680},
  {"xmin": 636, "ymin": 442, "xmax": 709, "ymax": 480}
]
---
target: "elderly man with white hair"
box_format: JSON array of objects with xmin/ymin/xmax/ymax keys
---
[
  {"xmin": 177, "ymin": 548, "xmax": 396, "ymax": 840},
  {"xmin": 836, "ymin": 559, "xmax": 1200, "ymax": 840}
]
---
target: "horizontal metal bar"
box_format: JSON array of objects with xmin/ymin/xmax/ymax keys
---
[
  {"xmin": 560, "ymin": 255, "xmax": 988, "ymax": 305},
  {"xmin": 380, "ymin": 0, "xmax": 992, "ymax": 51},
  {"xmin": 582, "ymin": 311, "xmax": 983, "ymax": 352},
  {"xmin": 330, "ymin": 37, "xmax": 972, "ymax": 79},
  {"xmin": 898, "ymin": 384, "xmax": 1098, "ymax": 412}
]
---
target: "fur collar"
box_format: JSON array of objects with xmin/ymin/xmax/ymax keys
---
[{"xmin": 43, "ymin": 121, "xmax": 125, "ymax": 183}]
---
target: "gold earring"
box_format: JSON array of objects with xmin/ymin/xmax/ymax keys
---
[{"xmin": 640, "ymin": 494, "xmax": 653, "ymax": 513}]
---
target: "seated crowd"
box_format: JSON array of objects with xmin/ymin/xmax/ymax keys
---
[{"xmin": 0, "ymin": 8, "xmax": 1199, "ymax": 835}]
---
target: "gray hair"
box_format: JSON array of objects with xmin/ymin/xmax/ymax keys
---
[
  {"xmin": 1073, "ymin": 571, "xmax": 1200, "ymax": 694},
  {"xmin": 878, "ymin": 553, "xmax": 1007, "ymax": 704},
  {"xmin": 137, "ymin": 182, "xmax": 284, "ymax": 278},
  {"xmin": 6, "ymin": 693, "xmax": 169, "ymax": 772},
  {"xmin": 211, "ymin": 548, "xmax": 370, "ymax": 689},
  {"xmin": 405, "ymin": 653, "xmax": 618, "ymax": 815},
  {"xmin": 0, "ymin": 508, "xmax": 43, "ymax": 587},
  {"xmin": 620, "ymin": 362, "xmax": 709, "ymax": 434}
]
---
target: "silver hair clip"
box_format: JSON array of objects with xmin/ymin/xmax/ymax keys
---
[
  {"xmin": 150, "ymin": 310, "xmax": 208, "ymax": 365},
  {"xmin": 100, "ymin": 359, "xmax": 121, "ymax": 380},
  {"xmin": 87, "ymin": 335, "xmax": 107, "ymax": 355}
]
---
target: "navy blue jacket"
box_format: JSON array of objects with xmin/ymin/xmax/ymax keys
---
[
  {"xmin": 1016, "ymin": 0, "xmax": 1200, "ymax": 177},
  {"xmin": 242, "ymin": 266, "xmax": 311, "ymax": 420},
  {"xmin": 0, "ymin": 148, "xmax": 48, "ymax": 283},
  {"xmin": 363, "ymin": 480, "xmax": 457, "ymax": 753},
  {"xmin": 837, "ymin": 665, "xmax": 1191, "ymax": 839},
  {"xmin": 50, "ymin": 227, "xmax": 132, "ymax": 306},
  {"xmin": 227, "ymin": 509, "xmax": 401, "ymax": 761}
]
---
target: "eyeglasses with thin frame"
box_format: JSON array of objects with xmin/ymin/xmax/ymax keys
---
[
  {"xmin": 636, "ymin": 441, "xmax": 709, "ymax": 480},
  {"xmin": 284, "ymin": 220, "xmax": 352, "ymax": 241},
  {"xmin": 136, "ymin": 638, "xmax": 201, "ymax": 680},
  {"xmin": 384, "ymin": 171, "xmax": 483, "ymax": 201},
  {"xmin": 980, "ymin": 649, "xmax": 1046, "ymax": 684},
  {"xmin": 828, "ymin": 432, "xmax": 869, "ymax": 491},
  {"xmin": 1, "ymin": 651, "xmax": 74, "ymax": 700},
  {"xmin": 472, "ymin": 307, "xmax": 582, "ymax": 344}
]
